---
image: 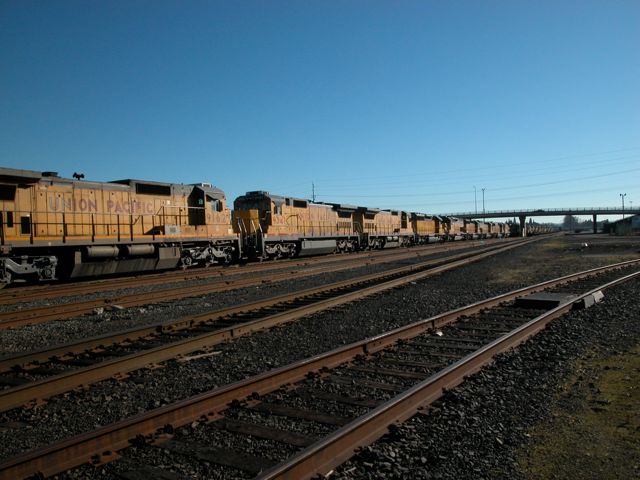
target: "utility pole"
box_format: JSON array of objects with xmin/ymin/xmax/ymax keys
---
[
  {"xmin": 481, "ymin": 188, "xmax": 485, "ymax": 215},
  {"xmin": 474, "ymin": 186, "xmax": 477, "ymax": 215},
  {"xmin": 620, "ymin": 193, "xmax": 626, "ymax": 219},
  {"xmin": 312, "ymin": 182, "xmax": 316, "ymax": 202}
]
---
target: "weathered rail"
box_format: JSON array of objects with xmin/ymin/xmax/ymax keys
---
[
  {"xmin": 0, "ymin": 239, "xmax": 513, "ymax": 329},
  {"xmin": 1, "ymin": 257, "xmax": 636, "ymax": 479},
  {"xmin": 0, "ymin": 241, "xmax": 479, "ymax": 304},
  {"xmin": 0, "ymin": 238, "xmax": 535, "ymax": 412}
]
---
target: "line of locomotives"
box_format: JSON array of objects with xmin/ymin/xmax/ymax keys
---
[{"xmin": 0, "ymin": 167, "xmax": 514, "ymax": 286}]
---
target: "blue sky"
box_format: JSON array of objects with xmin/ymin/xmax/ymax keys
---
[{"xmin": 1, "ymin": 1, "xmax": 639, "ymax": 220}]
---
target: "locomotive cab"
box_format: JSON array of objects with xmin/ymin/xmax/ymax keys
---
[
  {"xmin": 232, "ymin": 191, "xmax": 273, "ymax": 258},
  {"xmin": 188, "ymin": 184, "xmax": 226, "ymax": 225},
  {"xmin": 0, "ymin": 169, "xmax": 58, "ymax": 284},
  {"xmin": 234, "ymin": 191, "xmax": 345, "ymax": 259}
]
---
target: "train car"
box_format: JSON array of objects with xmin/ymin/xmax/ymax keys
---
[
  {"xmin": 326, "ymin": 203, "xmax": 361, "ymax": 252},
  {"xmin": 441, "ymin": 216, "xmax": 465, "ymax": 241},
  {"xmin": 233, "ymin": 191, "xmax": 354, "ymax": 259},
  {"xmin": 357, "ymin": 209, "xmax": 413, "ymax": 249},
  {"xmin": 526, "ymin": 224, "xmax": 557, "ymax": 236},
  {"xmin": 475, "ymin": 221, "xmax": 490, "ymax": 239},
  {"xmin": 329, "ymin": 205, "xmax": 414, "ymax": 250},
  {"xmin": 0, "ymin": 168, "xmax": 238, "ymax": 285},
  {"xmin": 463, "ymin": 219, "xmax": 479, "ymax": 240},
  {"xmin": 486, "ymin": 222, "xmax": 497, "ymax": 238},
  {"xmin": 410, "ymin": 213, "xmax": 445, "ymax": 244},
  {"xmin": 233, "ymin": 192, "xmax": 419, "ymax": 258},
  {"xmin": 0, "ymin": 166, "xmax": 518, "ymax": 287}
]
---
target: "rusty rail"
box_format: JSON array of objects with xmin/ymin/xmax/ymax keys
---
[
  {"xmin": 0, "ymin": 240, "xmax": 516, "ymax": 329},
  {"xmin": 260, "ymin": 268, "xmax": 640, "ymax": 479},
  {"xmin": 0, "ymin": 240, "xmax": 498, "ymax": 305},
  {"xmin": 0, "ymin": 258, "xmax": 636, "ymax": 479},
  {"xmin": 0, "ymin": 239, "xmax": 536, "ymax": 412}
]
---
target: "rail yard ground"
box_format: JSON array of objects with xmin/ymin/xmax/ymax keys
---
[
  {"xmin": 0, "ymin": 233, "xmax": 638, "ymax": 479},
  {"xmin": 335, "ymin": 235, "xmax": 640, "ymax": 480}
]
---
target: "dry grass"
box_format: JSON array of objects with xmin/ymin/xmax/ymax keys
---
[{"xmin": 519, "ymin": 346, "xmax": 640, "ymax": 480}]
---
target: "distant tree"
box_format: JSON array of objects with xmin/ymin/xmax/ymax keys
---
[
  {"xmin": 562, "ymin": 215, "xmax": 576, "ymax": 230},
  {"xmin": 562, "ymin": 215, "xmax": 593, "ymax": 231}
]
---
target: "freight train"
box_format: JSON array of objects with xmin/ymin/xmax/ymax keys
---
[{"xmin": 0, "ymin": 168, "xmax": 509, "ymax": 286}]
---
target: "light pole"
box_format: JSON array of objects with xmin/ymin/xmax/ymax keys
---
[
  {"xmin": 481, "ymin": 188, "xmax": 486, "ymax": 215},
  {"xmin": 620, "ymin": 193, "xmax": 627, "ymax": 219},
  {"xmin": 474, "ymin": 186, "xmax": 477, "ymax": 215}
]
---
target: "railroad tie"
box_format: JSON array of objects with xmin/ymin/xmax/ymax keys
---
[
  {"xmin": 250, "ymin": 401, "xmax": 352, "ymax": 426},
  {"xmin": 212, "ymin": 418, "xmax": 318, "ymax": 448},
  {"xmin": 157, "ymin": 440, "xmax": 277, "ymax": 475}
]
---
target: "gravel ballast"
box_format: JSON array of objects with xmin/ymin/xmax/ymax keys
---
[
  {"xmin": 0, "ymin": 242, "xmax": 517, "ymax": 354},
  {"xmin": 333, "ymin": 275, "xmax": 640, "ymax": 480},
  {"xmin": 0, "ymin": 235, "xmax": 638, "ymax": 473}
]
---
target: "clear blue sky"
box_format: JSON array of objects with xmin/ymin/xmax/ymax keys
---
[{"xmin": 1, "ymin": 1, "xmax": 639, "ymax": 221}]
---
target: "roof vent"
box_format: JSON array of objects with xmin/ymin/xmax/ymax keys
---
[{"xmin": 42, "ymin": 171, "xmax": 59, "ymax": 177}]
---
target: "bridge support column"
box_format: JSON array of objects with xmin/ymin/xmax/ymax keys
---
[
  {"xmin": 593, "ymin": 214, "xmax": 597, "ymax": 233},
  {"xmin": 519, "ymin": 216, "xmax": 527, "ymax": 237}
]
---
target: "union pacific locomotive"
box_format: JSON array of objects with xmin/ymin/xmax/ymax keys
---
[{"xmin": 0, "ymin": 168, "xmax": 507, "ymax": 286}]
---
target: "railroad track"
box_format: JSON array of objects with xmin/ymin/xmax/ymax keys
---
[
  {"xmin": 0, "ymin": 240, "xmax": 498, "ymax": 305},
  {"xmin": 1, "ymin": 258, "xmax": 637, "ymax": 479},
  {"xmin": 0, "ymin": 238, "xmax": 536, "ymax": 413},
  {"xmin": 0, "ymin": 239, "xmax": 517, "ymax": 329}
]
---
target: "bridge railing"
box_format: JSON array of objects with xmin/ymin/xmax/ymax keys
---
[{"xmin": 442, "ymin": 207, "xmax": 640, "ymax": 217}]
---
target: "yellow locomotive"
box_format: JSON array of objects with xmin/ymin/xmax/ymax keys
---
[
  {"xmin": 410, "ymin": 213, "xmax": 446, "ymax": 243},
  {"xmin": 233, "ymin": 191, "xmax": 436, "ymax": 258},
  {"xmin": 0, "ymin": 168, "xmax": 510, "ymax": 286},
  {"xmin": 233, "ymin": 191, "xmax": 345, "ymax": 258},
  {"xmin": 442, "ymin": 216, "xmax": 465, "ymax": 241},
  {"xmin": 0, "ymin": 167, "xmax": 238, "ymax": 284}
]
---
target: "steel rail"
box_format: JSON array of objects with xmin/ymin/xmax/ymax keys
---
[
  {"xmin": 0, "ymin": 240, "xmax": 514, "ymax": 329},
  {"xmin": 0, "ymin": 241, "xmax": 478, "ymax": 304},
  {"xmin": 0, "ymin": 240, "xmax": 523, "ymax": 373},
  {"xmin": 0, "ymin": 257, "xmax": 636, "ymax": 479},
  {"xmin": 0, "ymin": 239, "xmax": 536, "ymax": 412},
  {"xmin": 259, "ymin": 268, "xmax": 640, "ymax": 479}
]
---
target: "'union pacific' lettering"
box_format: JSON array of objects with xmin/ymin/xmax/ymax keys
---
[
  {"xmin": 48, "ymin": 196, "xmax": 154, "ymax": 214},
  {"xmin": 106, "ymin": 200, "xmax": 154, "ymax": 214},
  {"xmin": 48, "ymin": 197, "xmax": 98, "ymax": 213}
]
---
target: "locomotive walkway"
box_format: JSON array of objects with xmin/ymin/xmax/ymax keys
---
[{"xmin": 443, "ymin": 207, "xmax": 640, "ymax": 235}]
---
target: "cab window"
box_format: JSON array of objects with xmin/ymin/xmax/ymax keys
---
[{"xmin": 209, "ymin": 198, "xmax": 222, "ymax": 212}]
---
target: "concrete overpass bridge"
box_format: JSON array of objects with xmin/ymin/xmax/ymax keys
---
[{"xmin": 441, "ymin": 207, "xmax": 640, "ymax": 235}]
